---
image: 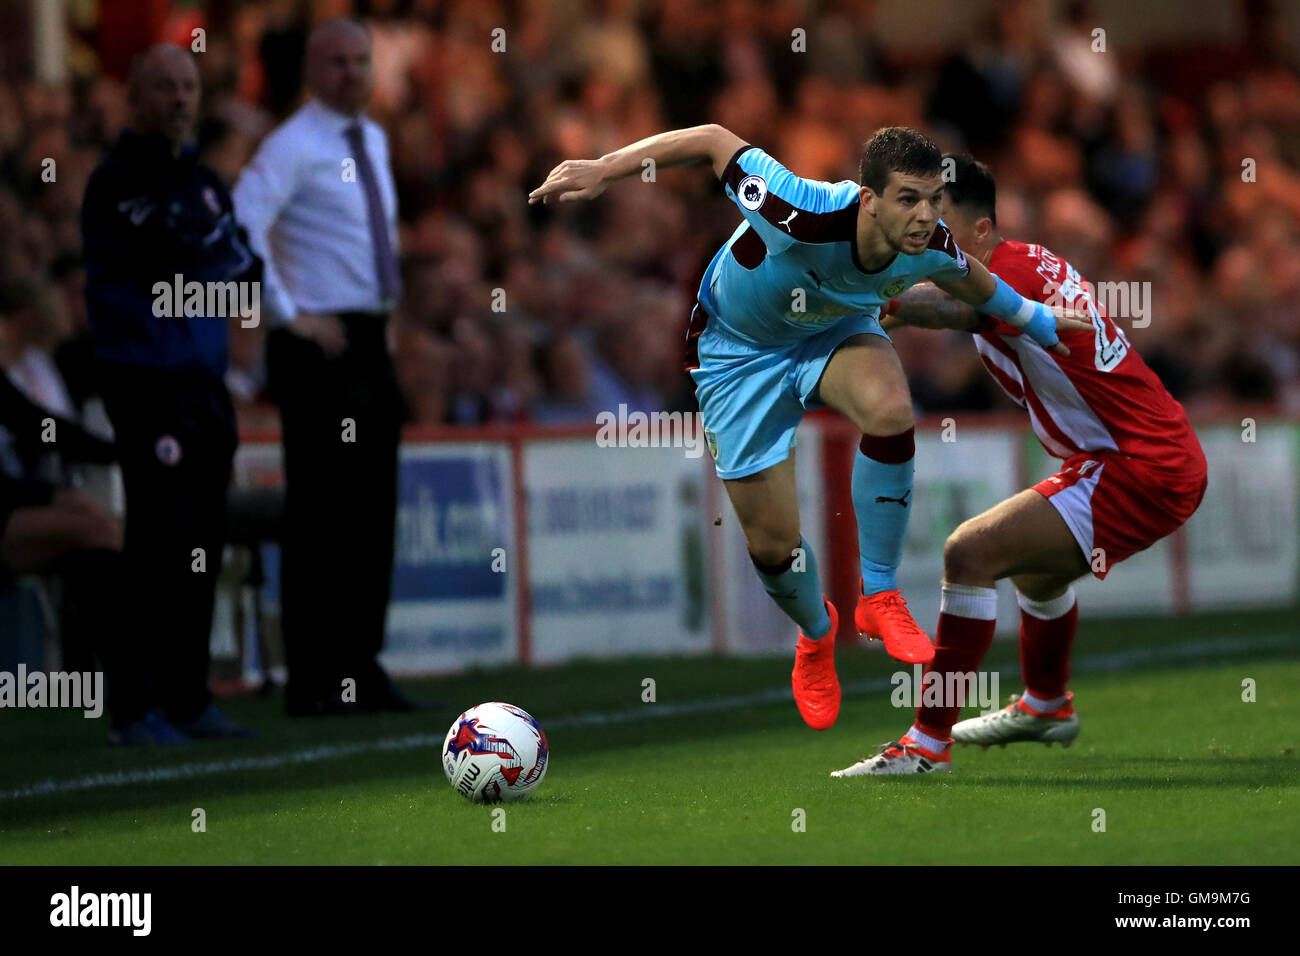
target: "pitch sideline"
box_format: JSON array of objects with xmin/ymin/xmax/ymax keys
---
[{"xmin": 1, "ymin": 632, "xmax": 1291, "ymax": 802}]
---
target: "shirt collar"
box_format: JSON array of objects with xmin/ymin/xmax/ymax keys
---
[{"xmin": 305, "ymin": 98, "xmax": 368, "ymax": 135}]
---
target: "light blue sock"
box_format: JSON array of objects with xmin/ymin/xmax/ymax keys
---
[
  {"xmin": 751, "ymin": 536, "xmax": 831, "ymax": 638},
  {"xmin": 853, "ymin": 433, "xmax": 915, "ymax": 595}
]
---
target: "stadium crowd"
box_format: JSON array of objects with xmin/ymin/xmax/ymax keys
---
[{"xmin": 2, "ymin": 0, "xmax": 1299, "ymax": 444}]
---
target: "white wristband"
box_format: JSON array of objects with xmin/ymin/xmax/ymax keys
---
[{"xmin": 1007, "ymin": 297, "xmax": 1038, "ymax": 328}]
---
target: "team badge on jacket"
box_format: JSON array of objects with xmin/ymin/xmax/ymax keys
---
[
  {"xmin": 155, "ymin": 435, "xmax": 182, "ymax": 466},
  {"xmin": 737, "ymin": 175, "xmax": 767, "ymax": 210}
]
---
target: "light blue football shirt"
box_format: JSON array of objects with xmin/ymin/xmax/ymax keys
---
[{"xmin": 696, "ymin": 145, "xmax": 970, "ymax": 346}]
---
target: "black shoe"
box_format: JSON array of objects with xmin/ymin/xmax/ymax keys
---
[
  {"xmin": 356, "ymin": 670, "xmax": 437, "ymax": 713},
  {"xmin": 173, "ymin": 704, "xmax": 257, "ymax": 738},
  {"xmin": 359, "ymin": 684, "xmax": 437, "ymax": 713},
  {"xmin": 108, "ymin": 710, "xmax": 190, "ymax": 746}
]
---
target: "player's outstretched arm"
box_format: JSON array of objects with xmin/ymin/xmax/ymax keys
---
[
  {"xmin": 931, "ymin": 257, "xmax": 1076, "ymax": 356},
  {"xmin": 882, "ymin": 282, "xmax": 981, "ymax": 332},
  {"xmin": 528, "ymin": 124, "xmax": 747, "ymax": 205},
  {"xmin": 883, "ymin": 281, "xmax": 1094, "ymax": 336}
]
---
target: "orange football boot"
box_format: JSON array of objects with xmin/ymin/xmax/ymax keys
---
[
  {"xmin": 792, "ymin": 599, "xmax": 840, "ymax": 730},
  {"xmin": 855, "ymin": 582, "xmax": 935, "ymax": 664}
]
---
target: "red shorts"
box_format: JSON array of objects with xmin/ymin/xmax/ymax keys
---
[{"xmin": 1033, "ymin": 451, "xmax": 1207, "ymax": 579}]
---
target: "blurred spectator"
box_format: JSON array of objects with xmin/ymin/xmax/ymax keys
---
[
  {"xmin": 1, "ymin": 0, "xmax": 1298, "ymax": 430},
  {"xmin": 80, "ymin": 44, "xmax": 257, "ymax": 743},
  {"xmin": 0, "ymin": 294, "xmax": 139, "ymax": 736},
  {"xmin": 2, "ymin": 277, "xmax": 76, "ymax": 421},
  {"xmin": 233, "ymin": 18, "xmax": 414, "ymax": 717}
]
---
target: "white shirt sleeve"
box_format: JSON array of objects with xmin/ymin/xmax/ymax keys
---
[{"xmin": 232, "ymin": 130, "xmax": 303, "ymax": 325}]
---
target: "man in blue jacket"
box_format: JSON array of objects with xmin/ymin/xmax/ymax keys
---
[{"xmin": 80, "ymin": 44, "xmax": 259, "ymax": 743}]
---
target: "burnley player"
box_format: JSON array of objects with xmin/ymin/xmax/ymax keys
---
[
  {"xmin": 832, "ymin": 154, "xmax": 1207, "ymax": 775},
  {"xmin": 530, "ymin": 127, "xmax": 1075, "ymax": 731}
]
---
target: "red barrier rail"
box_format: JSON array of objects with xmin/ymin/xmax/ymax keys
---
[{"xmin": 236, "ymin": 407, "xmax": 1293, "ymax": 655}]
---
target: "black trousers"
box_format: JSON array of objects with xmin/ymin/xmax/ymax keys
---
[
  {"xmin": 98, "ymin": 364, "xmax": 237, "ymax": 726},
  {"xmin": 266, "ymin": 315, "xmax": 402, "ymax": 707},
  {"xmin": 55, "ymin": 547, "xmax": 144, "ymax": 724}
]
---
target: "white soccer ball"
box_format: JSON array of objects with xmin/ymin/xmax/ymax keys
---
[{"xmin": 441, "ymin": 702, "xmax": 549, "ymax": 804}]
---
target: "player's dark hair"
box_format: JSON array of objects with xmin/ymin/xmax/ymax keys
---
[
  {"xmin": 858, "ymin": 127, "xmax": 943, "ymax": 194},
  {"xmin": 942, "ymin": 152, "xmax": 998, "ymax": 225}
]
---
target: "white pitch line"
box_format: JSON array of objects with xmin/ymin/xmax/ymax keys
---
[{"xmin": 1, "ymin": 632, "xmax": 1292, "ymax": 802}]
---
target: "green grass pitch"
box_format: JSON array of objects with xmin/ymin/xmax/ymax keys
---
[{"xmin": 1, "ymin": 607, "xmax": 1296, "ymax": 865}]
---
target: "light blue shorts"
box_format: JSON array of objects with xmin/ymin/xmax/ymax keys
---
[{"xmin": 688, "ymin": 307, "xmax": 889, "ymax": 479}]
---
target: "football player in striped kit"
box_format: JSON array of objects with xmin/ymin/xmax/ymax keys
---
[{"xmin": 832, "ymin": 154, "xmax": 1206, "ymax": 776}]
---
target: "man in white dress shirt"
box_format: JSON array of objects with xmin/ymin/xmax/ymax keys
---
[{"xmin": 234, "ymin": 19, "xmax": 412, "ymax": 716}]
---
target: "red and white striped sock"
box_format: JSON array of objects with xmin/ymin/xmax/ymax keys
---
[
  {"xmin": 915, "ymin": 582, "xmax": 998, "ymax": 739},
  {"xmin": 1020, "ymin": 690, "xmax": 1069, "ymax": 712},
  {"xmin": 1017, "ymin": 588, "xmax": 1077, "ymax": 705},
  {"xmin": 905, "ymin": 724, "xmax": 952, "ymax": 754}
]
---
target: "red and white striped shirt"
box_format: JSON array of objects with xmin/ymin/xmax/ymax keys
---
[{"xmin": 975, "ymin": 241, "xmax": 1204, "ymax": 489}]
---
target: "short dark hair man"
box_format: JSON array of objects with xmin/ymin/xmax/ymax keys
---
[
  {"xmin": 531, "ymin": 125, "xmax": 1074, "ymax": 732},
  {"xmin": 831, "ymin": 154, "xmax": 1205, "ymax": 775}
]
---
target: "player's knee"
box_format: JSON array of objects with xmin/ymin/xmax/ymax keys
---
[
  {"xmin": 860, "ymin": 393, "xmax": 914, "ymax": 438},
  {"xmin": 943, "ymin": 523, "xmax": 992, "ymax": 581},
  {"xmin": 834, "ymin": 380, "xmax": 913, "ymax": 437},
  {"xmin": 1013, "ymin": 575, "xmax": 1073, "ymax": 604},
  {"xmin": 744, "ymin": 524, "xmax": 800, "ymax": 569}
]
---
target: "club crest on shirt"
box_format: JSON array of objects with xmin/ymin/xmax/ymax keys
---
[
  {"xmin": 882, "ymin": 279, "xmax": 907, "ymax": 298},
  {"xmin": 737, "ymin": 175, "xmax": 767, "ymax": 210},
  {"xmin": 117, "ymin": 196, "xmax": 155, "ymax": 226},
  {"xmin": 155, "ymin": 435, "xmax": 182, "ymax": 466},
  {"xmin": 203, "ymin": 187, "xmax": 222, "ymax": 215}
]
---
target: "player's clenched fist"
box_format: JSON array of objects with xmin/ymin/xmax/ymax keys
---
[{"xmin": 528, "ymin": 159, "xmax": 609, "ymax": 205}]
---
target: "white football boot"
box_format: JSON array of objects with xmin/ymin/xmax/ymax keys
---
[
  {"xmin": 951, "ymin": 692, "xmax": 1079, "ymax": 749},
  {"xmin": 830, "ymin": 735, "xmax": 952, "ymax": 777}
]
